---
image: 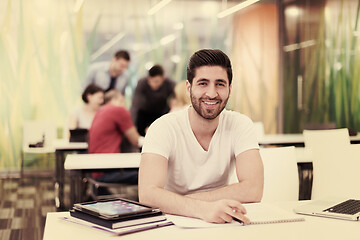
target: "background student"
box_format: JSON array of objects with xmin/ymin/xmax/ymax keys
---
[
  {"xmin": 169, "ymin": 81, "xmax": 191, "ymax": 112},
  {"xmin": 68, "ymin": 83, "xmax": 104, "ymax": 130},
  {"xmin": 88, "ymin": 90, "xmax": 144, "ymax": 194},
  {"xmin": 130, "ymin": 64, "xmax": 175, "ymax": 136},
  {"xmin": 83, "ymin": 50, "xmax": 130, "ymax": 94}
]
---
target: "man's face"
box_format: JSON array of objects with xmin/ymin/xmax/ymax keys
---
[
  {"xmin": 110, "ymin": 58, "xmax": 129, "ymax": 77},
  {"xmin": 187, "ymin": 65, "xmax": 231, "ymax": 120},
  {"xmin": 113, "ymin": 95, "xmax": 125, "ymax": 107},
  {"xmin": 147, "ymin": 75, "xmax": 165, "ymax": 91}
]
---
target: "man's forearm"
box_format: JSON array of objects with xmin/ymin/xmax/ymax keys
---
[
  {"xmin": 186, "ymin": 181, "xmax": 263, "ymax": 203},
  {"xmin": 139, "ymin": 186, "xmax": 204, "ymax": 218}
]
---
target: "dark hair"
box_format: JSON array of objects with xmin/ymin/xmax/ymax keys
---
[
  {"xmin": 187, "ymin": 49, "xmax": 233, "ymax": 85},
  {"xmin": 82, "ymin": 84, "xmax": 104, "ymax": 103},
  {"xmin": 114, "ymin": 50, "xmax": 130, "ymax": 61},
  {"xmin": 148, "ymin": 64, "xmax": 164, "ymax": 77}
]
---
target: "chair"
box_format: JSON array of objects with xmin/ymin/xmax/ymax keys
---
[
  {"xmin": 303, "ymin": 128, "xmax": 357, "ymax": 200},
  {"xmin": 228, "ymin": 146, "xmax": 299, "ymax": 201},
  {"xmin": 260, "ymin": 146, "xmax": 299, "ymax": 201},
  {"xmin": 21, "ymin": 121, "xmax": 57, "ymax": 176},
  {"xmin": 86, "ymin": 176, "xmax": 138, "ymax": 201}
]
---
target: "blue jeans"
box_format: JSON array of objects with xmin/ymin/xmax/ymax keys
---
[
  {"xmin": 93, "ymin": 169, "xmax": 138, "ymax": 196},
  {"xmin": 95, "ymin": 169, "xmax": 138, "ymax": 184}
]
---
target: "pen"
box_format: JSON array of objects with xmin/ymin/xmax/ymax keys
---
[{"xmin": 232, "ymin": 217, "xmax": 245, "ymax": 226}]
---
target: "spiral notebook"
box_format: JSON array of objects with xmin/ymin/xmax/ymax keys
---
[
  {"xmin": 243, "ymin": 203, "xmax": 305, "ymax": 225},
  {"xmin": 167, "ymin": 203, "xmax": 304, "ymax": 228}
]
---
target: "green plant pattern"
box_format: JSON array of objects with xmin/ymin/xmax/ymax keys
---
[
  {"xmin": 0, "ymin": 0, "xmax": 99, "ymax": 170},
  {"xmin": 0, "ymin": 0, "xmax": 232, "ymax": 171},
  {"xmin": 284, "ymin": 0, "xmax": 360, "ymax": 132}
]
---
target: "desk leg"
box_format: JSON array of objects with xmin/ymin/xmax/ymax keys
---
[
  {"xmin": 55, "ymin": 150, "xmax": 65, "ymax": 210},
  {"xmin": 69, "ymin": 170, "xmax": 84, "ymax": 207}
]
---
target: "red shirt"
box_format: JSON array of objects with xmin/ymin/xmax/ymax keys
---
[
  {"xmin": 89, "ymin": 104, "xmax": 134, "ymax": 178},
  {"xmin": 89, "ymin": 104, "xmax": 134, "ymax": 154}
]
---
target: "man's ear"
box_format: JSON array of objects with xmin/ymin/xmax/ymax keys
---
[
  {"xmin": 186, "ymin": 80, "xmax": 191, "ymax": 97},
  {"xmin": 229, "ymin": 83, "xmax": 232, "ymax": 96}
]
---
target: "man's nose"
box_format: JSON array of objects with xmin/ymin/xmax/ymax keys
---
[{"xmin": 205, "ymin": 84, "xmax": 218, "ymax": 98}]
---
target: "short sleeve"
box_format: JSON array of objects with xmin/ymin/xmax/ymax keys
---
[
  {"xmin": 114, "ymin": 107, "xmax": 134, "ymax": 133},
  {"xmin": 141, "ymin": 116, "xmax": 173, "ymax": 160},
  {"xmin": 232, "ymin": 114, "xmax": 259, "ymax": 157}
]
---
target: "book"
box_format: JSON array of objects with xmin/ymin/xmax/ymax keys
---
[{"xmin": 70, "ymin": 209, "xmax": 167, "ymax": 229}]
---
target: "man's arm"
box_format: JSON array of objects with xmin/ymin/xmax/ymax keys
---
[
  {"xmin": 139, "ymin": 153, "xmax": 251, "ymax": 224},
  {"xmin": 124, "ymin": 126, "xmax": 143, "ymax": 147},
  {"xmin": 186, "ymin": 149, "xmax": 264, "ymax": 203}
]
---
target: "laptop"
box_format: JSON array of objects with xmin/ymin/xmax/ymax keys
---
[
  {"xmin": 69, "ymin": 128, "xmax": 88, "ymax": 142},
  {"xmin": 294, "ymin": 199, "xmax": 360, "ymax": 221}
]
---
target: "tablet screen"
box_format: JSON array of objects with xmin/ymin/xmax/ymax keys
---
[{"xmin": 82, "ymin": 199, "xmax": 151, "ymax": 216}]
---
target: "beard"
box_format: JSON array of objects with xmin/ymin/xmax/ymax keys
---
[{"xmin": 190, "ymin": 90, "xmax": 229, "ymax": 120}]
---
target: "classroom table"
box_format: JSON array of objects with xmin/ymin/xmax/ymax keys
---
[
  {"xmin": 258, "ymin": 133, "xmax": 360, "ymax": 146},
  {"xmin": 43, "ymin": 201, "xmax": 360, "ymax": 240},
  {"xmin": 64, "ymin": 153, "xmax": 141, "ymax": 208},
  {"xmin": 54, "ymin": 140, "xmax": 88, "ymax": 210}
]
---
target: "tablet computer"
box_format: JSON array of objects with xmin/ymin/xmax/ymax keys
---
[{"xmin": 73, "ymin": 198, "xmax": 157, "ymax": 220}]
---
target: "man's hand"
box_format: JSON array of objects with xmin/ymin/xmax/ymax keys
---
[{"xmin": 197, "ymin": 199, "xmax": 250, "ymax": 224}]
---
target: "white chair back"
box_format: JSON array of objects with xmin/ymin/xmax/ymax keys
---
[
  {"xmin": 260, "ymin": 146, "xmax": 299, "ymax": 202},
  {"xmin": 228, "ymin": 146, "xmax": 299, "ymax": 202},
  {"xmin": 303, "ymin": 128, "xmax": 359, "ymax": 199},
  {"xmin": 303, "ymin": 128, "xmax": 350, "ymax": 153}
]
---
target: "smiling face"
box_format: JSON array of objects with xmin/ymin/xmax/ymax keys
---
[{"xmin": 187, "ymin": 65, "xmax": 231, "ymax": 120}]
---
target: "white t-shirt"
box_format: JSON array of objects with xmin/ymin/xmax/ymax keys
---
[
  {"xmin": 142, "ymin": 106, "xmax": 259, "ymax": 195},
  {"xmin": 71, "ymin": 106, "xmax": 93, "ymax": 129}
]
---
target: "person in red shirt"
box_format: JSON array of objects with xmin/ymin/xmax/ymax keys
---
[{"xmin": 89, "ymin": 90, "xmax": 143, "ymax": 189}]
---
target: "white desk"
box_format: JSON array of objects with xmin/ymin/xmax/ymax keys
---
[
  {"xmin": 258, "ymin": 133, "xmax": 360, "ymax": 146},
  {"xmin": 64, "ymin": 153, "xmax": 141, "ymax": 170},
  {"xmin": 43, "ymin": 201, "xmax": 360, "ymax": 240},
  {"xmin": 259, "ymin": 134, "xmax": 305, "ymax": 145},
  {"xmin": 54, "ymin": 139, "xmax": 88, "ymax": 150}
]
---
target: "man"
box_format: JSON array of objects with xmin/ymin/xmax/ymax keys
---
[
  {"xmin": 89, "ymin": 90, "xmax": 144, "ymax": 186},
  {"xmin": 130, "ymin": 64, "xmax": 175, "ymax": 136},
  {"xmin": 139, "ymin": 49, "xmax": 264, "ymax": 224},
  {"xmin": 84, "ymin": 50, "xmax": 130, "ymax": 94}
]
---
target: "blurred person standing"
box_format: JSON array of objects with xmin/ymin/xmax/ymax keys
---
[
  {"xmin": 83, "ymin": 50, "xmax": 130, "ymax": 94},
  {"xmin": 130, "ymin": 64, "xmax": 175, "ymax": 136}
]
